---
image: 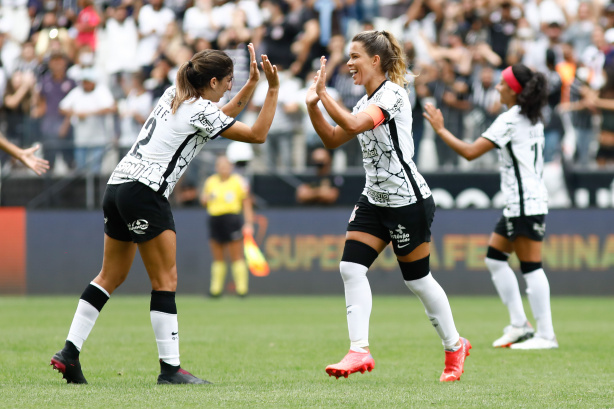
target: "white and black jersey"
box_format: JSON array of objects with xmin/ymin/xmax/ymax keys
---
[
  {"xmin": 108, "ymin": 86, "xmax": 236, "ymax": 198},
  {"xmin": 482, "ymin": 105, "xmax": 548, "ymax": 217},
  {"xmin": 353, "ymin": 80, "xmax": 431, "ymax": 207}
]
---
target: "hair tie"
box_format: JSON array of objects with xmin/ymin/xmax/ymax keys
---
[
  {"xmin": 502, "ymin": 66, "xmax": 523, "ymax": 94},
  {"xmin": 187, "ymin": 60, "xmax": 194, "ymax": 69}
]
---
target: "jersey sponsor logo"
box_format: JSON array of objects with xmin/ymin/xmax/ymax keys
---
[
  {"xmin": 367, "ymin": 189, "xmax": 389, "ymax": 203},
  {"xmin": 533, "ymin": 223, "xmax": 546, "ymax": 236},
  {"xmin": 190, "ymin": 112, "xmax": 214, "ymax": 133},
  {"xmin": 363, "ymin": 148, "xmax": 378, "ymax": 159},
  {"xmin": 114, "ymin": 160, "xmax": 146, "ymax": 178},
  {"xmin": 127, "ymin": 219, "xmax": 149, "ymax": 235},
  {"xmin": 390, "ymin": 224, "xmax": 411, "ymax": 247}
]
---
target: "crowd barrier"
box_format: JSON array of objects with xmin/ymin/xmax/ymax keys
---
[{"xmin": 1, "ymin": 207, "xmax": 612, "ymax": 295}]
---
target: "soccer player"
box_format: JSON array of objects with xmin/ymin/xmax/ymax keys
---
[
  {"xmin": 200, "ymin": 154, "xmax": 253, "ymax": 297},
  {"xmin": 306, "ymin": 30, "xmax": 471, "ymax": 382},
  {"xmin": 424, "ymin": 64, "xmax": 558, "ymax": 349},
  {"xmin": 0, "ymin": 134, "xmax": 49, "ymax": 175},
  {"xmin": 50, "ymin": 44, "xmax": 279, "ymax": 384}
]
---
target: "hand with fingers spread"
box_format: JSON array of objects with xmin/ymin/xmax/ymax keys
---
[
  {"xmin": 20, "ymin": 144, "xmax": 51, "ymax": 175},
  {"xmin": 260, "ymin": 55, "xmax": 279, "ymax": 89},
  {"xmin": 306, "ymin": 72, "xmax": 320, "ymax": 107}
]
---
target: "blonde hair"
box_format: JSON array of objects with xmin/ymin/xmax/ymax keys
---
[
  {"xmin": 352, "ymin": 30, "xmax": 409, "ymax": 88},
  {"xmin": 171, "ymin": 49, "xmax": 233, "ymax": 114}
]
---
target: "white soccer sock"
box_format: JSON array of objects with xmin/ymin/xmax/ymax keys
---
[
  {"xmin": 340, "ymin": 261, "xmax": 372, "ymax": 349},
  {"xmin": 405, "ymin": 273, "xmax": 459, "ymax": 349},
  {"xmin": 151, "ymin": 311, "xmax": 180, "ymax": 366},
  {"xmin": 485, "ymin": 257, "xmax": 528, "ymax": 327},
  {"xmin": 523, "ymin": 268, "xmax": 555, "ymax": 339},
  {"xmin": 66, "ymin": 299, "xmax": 100, "ymax": 351}
]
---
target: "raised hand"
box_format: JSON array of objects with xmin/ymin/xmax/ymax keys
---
[
  {"xmin": 315, "ymin": 56, "xmax": 327, "ymax": 96},
  {"xmin": 246, "ymin": 43, "xmax": 259, "ymax": 84},
  {"xmin": 423, "ymin": 103, "xmax": 445, "ymax": 134},
  {"xmin": 306, "ymin": 72, "xmax": 320, "ymax": 107},
  {"xmin": 260, "ymin": 55, "xmax": 279, "ymax": 89}
]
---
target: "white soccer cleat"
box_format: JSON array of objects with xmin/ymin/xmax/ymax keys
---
[
  {"xmin": 492, "ymin": 322, "xmax": 535, "ymax": 348},
  {"xmin": 510, "ymin": 335, "xmax": 558, "ymax": 350}
]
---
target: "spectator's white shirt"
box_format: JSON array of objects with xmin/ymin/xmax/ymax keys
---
[
  {"xmin": 0, "ymin": 1, "xmax": 30, "ymax": 44},
  {"xmin": 60, "ymin": 84, "xmax": 115, "ymax": 147},
  {"xmin": 581, "ymin": 46, "xmax": 606, "ymax": 90},
  {"xmin": 104, "ymin": 17, "xmax": 139, "ymax": 74},
  {"xmin": 237, "ymin": 0, "xmax": 263, "ymax": 29},
  {"xmin": 118, "ymin": 90, "xmax": 153, "ymax": 148},
  {"xmin": 481, "ymin": 105, "xmax": 549, "ymax": 217},
  {"xmin": 136, "ymin": 4, "xmax": 175, "ymax": 67},
  {"xmin": 183, "ymin": 5, "xmax": 218, "ymax": 41}
]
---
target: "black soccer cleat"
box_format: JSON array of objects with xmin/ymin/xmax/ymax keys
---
[
  {"xmin": 157, "ymin": 361, "xmax": 211, "ymax": 385},
  {"xmin": 50, "ymin": 349, "xmax": 88, "ymax": 384}
]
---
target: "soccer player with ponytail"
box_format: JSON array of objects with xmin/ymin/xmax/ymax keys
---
[
  {"xmin": 306, "ymin": 30, "xmax": 471, "ymax": 382},
  {"xmin": 50, "ymin": 44, "xmax": 280, "ymax": 384},
  {"xmin": 424, "ymin": 64, "xmax": 558, "ymax": 349}
]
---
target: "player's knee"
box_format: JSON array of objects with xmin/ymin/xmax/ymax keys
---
[
  {"xmin": 398, "ymin": 255, "xmax": 430, "ymax": 281},
  {"xmin": 485, "ymin": 246, "xmax": 509, "ymax": 269},
  {"xmin": 520, "ymin": 261, "xmax": 542, "ymax": 274}
]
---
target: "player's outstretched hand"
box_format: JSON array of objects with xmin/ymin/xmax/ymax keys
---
[
  {"xmin": 246, "ymin": 43, "xmax": 259, "ymax": 84},
  {"xmin": 306, "ymin": 72, "xmax": 320, "ymax": 107},
  {"xmin": 315, "ymin": 56, "xmax": 327, "ymax": 96},
  {"xmin": 423, "ymin": 103, "xmax": 445, "ymax": 134},
  {"xmin": 260, "ymin": 55, "xmax": 279, "ymax": 89},
  {"xmin": 20, "ymin": 144, "xmax": 50, "ymax": 175}
]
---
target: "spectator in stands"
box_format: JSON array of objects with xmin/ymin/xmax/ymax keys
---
[
  {"xmin": 295, "ymin": 147, "xmax": 339, "ymax": 205},
  {"xmin": 589, "ymin": 67, "xmax": 614, "ymax": 167},
  {"xmin": 182, "ymin": 0, "xmax": 219, "ymax": 46},
  {"xmin": 73, "ymin": 0, "xmax": 101, "ymax": 51},
  {"xmin": 118, "ymin": 72, "xmax": 153, "ymax": 158},
  {"xmin": 136, "ymin": 0, "xmax": 175, "ymax": 68},
  {"xmin": 3, "ymin": 70, "xmax": 37, "ymax": 147},
  {"xmin": 32, "ymin": 11, "xmax": 73, "ymax": 61},
  {"xmin": 33, "ymin": 52, "xmax": 76, "ymax": 172},
  {"xmin": 562, "ymin": 1, "xmax": 596, "ymax": 60},
  {"xmin": 59, "ymin": 68, "xmax": 116, "ymax": 173},
  {"xmin": 104, "ymin": 3, "xmax": 139, "ymax": 99},
  {"xmin": 543, "ymin": 49, "xmax": 564, "ymax": 163}
]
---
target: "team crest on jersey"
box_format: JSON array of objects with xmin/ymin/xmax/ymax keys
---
[{"xmin": 190, "ymin": 112, "xmax": 214, "ymax": 132}]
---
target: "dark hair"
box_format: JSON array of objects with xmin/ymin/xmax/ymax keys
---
[
  {"xmin": 512, "ymin": 64, "xmax": 547, "ymax": 125},
  {"xmin": 171, "ymin": 49, "xmax": 233, "ymax": 114},
  {"xmin": 351, "ymin": 30, "xmax": 409, "ymax": 88}
]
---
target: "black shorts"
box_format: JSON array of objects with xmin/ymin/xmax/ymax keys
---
[
  {"xmin": 208, "ymin": 213, "xmax": 243, "ymax": 243},
  {"xmin": 494, "ymin": 214, "xmax": 546, "ymax": 242},
  {"xmin": 103, "ymin": 182, "xmax": 176, "ymax": 243},
  {"xmin": 347, "ymin": 195, "xmax": 435, "ymax": 256}
]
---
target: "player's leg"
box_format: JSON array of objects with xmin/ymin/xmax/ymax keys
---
[
  {"xmin": 228, "ymin": 238, "xmax": 248, "ymax": 296},
  {"xmin": 139, "ymin": 230, "xmax": 210, "ymax": 384},
  {"xmin": 486, "ymin": 218, "xmax": 533, "ymax": 347},
  {"xmin": 398, "ymin": 243, "xmax": 471, "ymax": 382},
  {"xmin": 510, "ymin": 236, "xmax": 557, "ymax": 349},
  {"xmin": 51, "ymin": 235, "xmax": 137, "ymax": 384},
  {"xmin": 325, "ymin": 231, "xmax": 385, "ymax": 379},
  {"xmin": 209, "ymin": 240, "xmax": 227, "ymax": 297}
]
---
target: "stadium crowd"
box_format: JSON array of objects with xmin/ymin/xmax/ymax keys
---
[{"xmin": 2, "ymin": 0, "xmax": 614, "ymax": 181}]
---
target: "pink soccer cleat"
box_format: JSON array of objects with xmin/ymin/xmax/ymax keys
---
[
  {"xmin": 440, "ymin": 337, "xmax": 472, "ymax": 382},
  {"xmin": 325, "ymin": 350, "xmax": 375, "ymax": 379}
]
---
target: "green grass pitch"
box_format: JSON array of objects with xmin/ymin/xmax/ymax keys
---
[{"xmin": 1, "ymin": 295, "xmax": 612, "ymax": 408}]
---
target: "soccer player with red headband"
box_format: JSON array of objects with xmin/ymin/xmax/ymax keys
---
[{"xmin": 424, "ymin": 64, "xmax": 558, "ymax": 350}]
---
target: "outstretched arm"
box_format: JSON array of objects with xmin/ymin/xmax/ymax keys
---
[
  {"xmin": 0, "ymin": 135, "xmax": 50, "ymax": 175},
  {"xmin": 423, "ymin": 103, "xmax": 496, "ymax": 161},
  {"xmin": 222, "ymin": 43, "xmax": 260, "ymax": 118}
]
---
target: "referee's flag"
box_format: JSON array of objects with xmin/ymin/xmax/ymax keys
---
[{"xmin": 244, "ymin": 233, "xmax": 270, "ymax": 277}]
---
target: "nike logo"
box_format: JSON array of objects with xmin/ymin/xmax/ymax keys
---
[
  {"xmin": 397, "ymin": 242, "xmax": 410, "ymax": 248},
  {"xmin": 171, "ymin": 332, "xmax": 178, "ymax": 336}
]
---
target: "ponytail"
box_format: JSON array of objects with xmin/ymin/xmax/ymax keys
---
[
  {"xmin": 171, "ymin": 50, "xmax": 234, "ymax": 114},
  {"xmin": 352, "ymin": 30, "xmax": 409, "ymax": 88},
  {"xmin": 510, "ymin": 64, "xmax": 547, "ymax": 125}
]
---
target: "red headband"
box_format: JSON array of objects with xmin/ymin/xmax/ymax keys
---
[{"xmin": 502, "ymin": 66, "xmax": 523, "ymax": 94}]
